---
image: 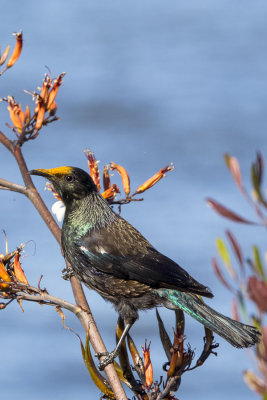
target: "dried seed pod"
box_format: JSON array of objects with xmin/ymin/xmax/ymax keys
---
[
  {"xmin": 127, "ymin": 334, "xmax": 145, "ymax": 380},
  {"xmin": 13, "ymin": 253, "xmax": 28, "ymax": 284},
  {"xmin": 167, "ymin": 329, "xmax": 184, "ymax": 378}
]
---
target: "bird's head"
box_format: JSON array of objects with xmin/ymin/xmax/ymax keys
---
[{"xmin": 29, "ymin": 166, "xmax": 98, "ymax": 204}]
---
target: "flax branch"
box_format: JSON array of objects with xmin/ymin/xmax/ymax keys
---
[
  {"xmin": 0, "ymin": 130, "xmax": 127, "ymax": 400},
  {"xmin": 0, "ymin": 177, "xmax": 27, "ymax": 194}
]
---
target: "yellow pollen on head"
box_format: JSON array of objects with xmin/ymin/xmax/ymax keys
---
[
  {"xmin": 33, "ymin": 166, "xmax": 74, "ymax": 177},
  {"xmin": 47, "ymin": 167, "xmax": 74, "ymax": 176}
]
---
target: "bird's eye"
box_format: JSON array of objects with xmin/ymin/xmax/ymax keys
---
[{"xmin": 65, "ymin": 175, "xmax": 74, "ymax": 182}]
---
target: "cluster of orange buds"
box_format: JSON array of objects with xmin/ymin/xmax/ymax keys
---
[
  {"xmin": 2, "ymin": 72, "xmax": 65, "ymax": 136},
  {"xmin": 101, "ymin": 166, "xmax": 121, "ymax": 199},
  {"xmin": 0, "ymin": 31, "xmax": 23, "ymax": 74},
  {"xmin": 142, "ymin": 341, "xmax": 153, "ymax": 387},
  {"xmin": 134, "ymin": 164, "xmax": 174, "ymax": 195},
  {"xmin": 83, "ymin": 149, "xmax": 174, "ymax": 203},
  {"xmin": 84, "ymin": 149, "xmax": 101, "ymax": 191},
  {"xmin": 83, "ymin": 150, "xmax": 121, "ymax": 200},
  {"xmin": 0, "ymin": 247, "xmax": 28, "ymax": 294},
  {"xmin": 33, "ymin": 72, "xmax": 65, "ymax": 131},
  {"xmin": 6, "ymin": 96, "xmax": 30, "ymax": 133}
]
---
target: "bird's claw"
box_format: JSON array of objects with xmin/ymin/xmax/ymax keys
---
[
  {"xmin": 95, "ymin": 351, "xmax": 116, "ymax": 370},
  {"xmin": 95, "ymin": 351, "xmax": 109, "ymax": 359},
  {"xmin": 61, "ymin": 265, "xmax": 75, "ymax": 280}
]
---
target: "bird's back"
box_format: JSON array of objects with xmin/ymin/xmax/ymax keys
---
[{"xmin": 61, "ymin": 192, "xmax": 213, "ymax": 299}]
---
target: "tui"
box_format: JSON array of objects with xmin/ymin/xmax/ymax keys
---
[{"xmin": 30, "ymin": 166, "xmax": 260, "ymax": 369}]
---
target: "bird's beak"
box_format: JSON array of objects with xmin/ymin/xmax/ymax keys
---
[
  {"xmin": 29, "ymin": 168, "xmax": 54, "ymax": 180},
  {"xmin": 29, "ymin": 166, "xmax": 75, "ymax": 181}
]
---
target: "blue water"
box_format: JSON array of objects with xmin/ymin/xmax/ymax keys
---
[{"xmin": 0, "ymin": 1, "xmax": 266, "ymax": 399}]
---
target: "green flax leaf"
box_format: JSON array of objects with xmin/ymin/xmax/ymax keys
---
[
  {"xmin": 252, "ymin": 245, "xmax": 267, "ymax": 282},
  {"xmin": 216, "ymin": 238, "xmax": 236, "ymax": 279}
]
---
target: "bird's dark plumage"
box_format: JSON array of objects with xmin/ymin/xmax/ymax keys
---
[{"xmin": 30, "ymin": 166, "xmax": 261, "ymax": 365}]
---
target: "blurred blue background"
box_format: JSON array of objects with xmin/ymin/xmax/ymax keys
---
[{"xmin": 0, "ymin": 1, "xmax": 266, "ymax": 399}]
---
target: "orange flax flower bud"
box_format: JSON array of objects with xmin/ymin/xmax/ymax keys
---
[
  {"xmin": 102, "ymin": 184, "xmax": 120, "ymax": 200},
  {"xmin": 6, "ymin": 31, "xmax": 23, "ymax": 68},
  {"xmin": 142, "ymin": 341, "xmax": 153, "ymax": 387},
  {"xmin": 84, "ymin": 149, "xmax": 101, "ymax": 191},
  {"xmin": 0, "ymin": 45, "xmax": 10, "ymax": 66},
  {"xmin": 0, "ymin": 261, "xmax": 11, "ymax": 284},
  {"xmin": 103, "ymin": 166, "xmax": 111, "ymax": 191},
  {"xmin": 24, "ymin": 105, "xmax": 31, "ymax": 125},
  {"xmin": 47, "ymin": 72, "xmax": 65, "ymax": 110},
  {"xmin": 134, "ymin": 164, "xmax": 174, "ymax": 195},
  {"xmin": 40, "ymin": 74, "xmax": 52, "ymax": 104},
  {"xmin": 13, "ymin": 253, "xmax": 28, "ymax": 284},
  {"xmin": 35, "ymin": 96, "xmax": 46, "ymax": 130},
  {"xmin": 7, "ymin": 96, "xmax": 24, "ymax": 132},
  {"xmin": 109, "ymin": 162, "xmax": 130, "ymax": 196},
  {"xmin": 48, "ymin": 101, "xmax": 57, "ymax": 116}
]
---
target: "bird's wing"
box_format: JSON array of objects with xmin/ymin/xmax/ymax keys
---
[{"xmin": 77, "ymin": 217, "xmax": 213, "ymax": 298}]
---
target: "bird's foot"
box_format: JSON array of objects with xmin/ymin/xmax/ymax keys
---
[
  {"xmin": 95, "ymin": 350, "xmax": 117, "ymax": 370},
  {"xmin": 61, "ymin": 265, "xmax": 75, "ymax": 280}
]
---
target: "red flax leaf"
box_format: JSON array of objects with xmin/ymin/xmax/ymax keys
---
[
  {"xmin": 212, "ymin": 257, "xmax": 234, "ymax": 292},
  {"xmin": 231, "ymin": 298, "xmax": 240, "ymax": 322},
  {"xmin": 248, "ymin": 276, "xmax": 267, "ymax": 312},
  {"xmin": 224, "ymin": 154, "xmax": 244, "ymax": 193},
  {"xmin": 226, "ymin": 230, "xmax": 244, "ymax": 273},
  {"xmin": 206, "ymin": 198, "xmax": 256, "ymax": 225},
  {"xmin": 262, "ymin": 326, "xmax": 267, "ymax": 362}
]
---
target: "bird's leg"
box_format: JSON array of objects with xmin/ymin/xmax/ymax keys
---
[{"xmin": 96, "ymin": 322, "xmax": 133, "ymax": 370}]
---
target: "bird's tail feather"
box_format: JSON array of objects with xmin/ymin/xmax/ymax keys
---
[{"xmin": 156, "ymin": 289, "xmax": 260, "ymax": 348}]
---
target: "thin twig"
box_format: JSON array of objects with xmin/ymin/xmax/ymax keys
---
[
  {"xmin": 155, "ymin": 376, "xmax": 180, "ymax": 400},
  {"xmin": 0, "ymin": 177, "xmax": 27, "ymax": 194},
  {"xmin": 0, "ymin": 130, "xmax": 14, "ymax": 152}
]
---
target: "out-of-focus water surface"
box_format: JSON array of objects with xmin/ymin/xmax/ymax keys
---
[{"xmin": 0, "ymin": 1, "xmax": 266, "ymax": 399}]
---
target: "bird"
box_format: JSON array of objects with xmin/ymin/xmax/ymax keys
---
[{"xmin": 30, "ymin": 166, "xmax": 260, "ymax": 369}]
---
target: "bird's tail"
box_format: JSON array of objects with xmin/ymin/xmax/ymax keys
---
[{"xmin": 156, "ymin": 289, "xmax": 261, "ymax": 348}]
